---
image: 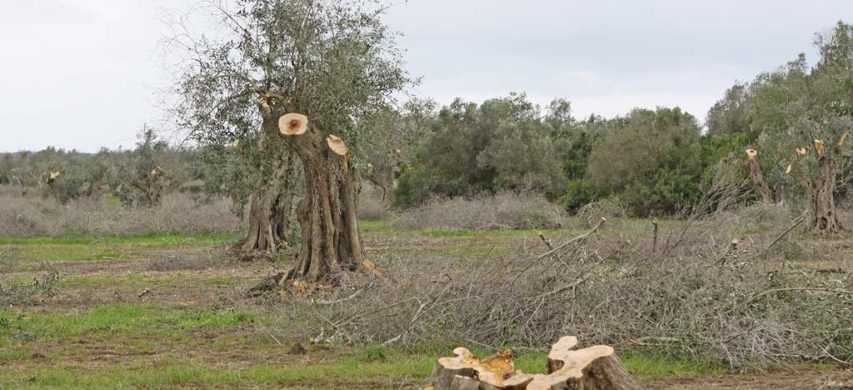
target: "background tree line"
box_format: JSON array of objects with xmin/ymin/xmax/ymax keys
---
[{"xmin": 3, "ymin": 20, "xmax": 851, "ymax": 228}]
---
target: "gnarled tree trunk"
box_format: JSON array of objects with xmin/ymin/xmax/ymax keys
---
[
  {"xmin": 283, "ymin": 129, "xmax": 364, "ymax": 282},
  {"xmin": 252, "ymin": 96, "xmax": 365, "ymax": 283},
  {"xmin": 44, "ymin": 171, "xmax": 61, "ymax": 202},
  {"xmin": 790, "ymin": 133, "xmax": 848, "ymax": 233},
  {"xmin": 810, "ymin": 144, "xmax": 842, "ymax": 232},
  {"xmin": 241, "ymin": 152, "xmax": 296, "ymax": 257},
  {"xmin": 744, "ymin": 149, "xmax": 774, "ymax": 203},
  {"xmin": 365, "ymin": 162, "xmax": 398, "ymax": 208}
]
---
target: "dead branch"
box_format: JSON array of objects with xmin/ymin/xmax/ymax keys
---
[
  {"xmin": 728, "ymin": 287, "xmax": 853, "ymax": 314},
  {"xmin": 512, "ymin": 218, "xmax": 605, "ymax": 283}
]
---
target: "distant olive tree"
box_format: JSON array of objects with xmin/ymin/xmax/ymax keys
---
[
  {"xmin": 361, "ymin": 98, "xmax": 435, "ymax": 207},
  {"xmin": 587, "ymin": 107, "xmax": 701, "ymax": 193},
  {"xmin": 396, "ymin": 94, "xmax": 568, "ymax": 206},
  {"xmin": 706, "ymin": 82, "xmax": 752, "ymax": 140}
]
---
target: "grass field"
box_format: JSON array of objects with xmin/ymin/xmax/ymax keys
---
[{"xmin": 1, "ymin": 220, "xmax": 851, "ymax": 389}]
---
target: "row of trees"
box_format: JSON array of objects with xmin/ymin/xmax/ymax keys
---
[
  {"xmin": 0, "ymin": 128, "xmax": 197, "ymax": 206},
  {"xmin": 4, "ymin": 0, "xmax": 850, "ymax": 282},
  {"xmin": 391, "ymin": 96, "xmax": 746, "ymax": 217}
]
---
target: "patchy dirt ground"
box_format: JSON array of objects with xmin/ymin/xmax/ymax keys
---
[
  {"xmin": 648, "ymin": 367, "xmax": 853, "ymax": 389},
  {"xmin": 1, "ymin": 222, "xmax": 851, "ymax": 389}
]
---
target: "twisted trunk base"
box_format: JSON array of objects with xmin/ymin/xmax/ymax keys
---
[
  {"xmin": 808, "ymin": 156, "xmax": 842, "ymax": 233},
  {"xmin": 242, "ymin": 153, "xmax": 296, "ymax": 258},
  {"xmin": 284, "ymin": 132, "xmax": 364, "ymax": 283}
]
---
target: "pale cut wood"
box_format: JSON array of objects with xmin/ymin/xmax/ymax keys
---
[
  {"xmin": 432, "ymin": 348, "xmax": 533, "ymax": 389},
  {"xmin": 431, "ymin": 337, "xmax": 640, "ymax": 390},
  {"xmin": 326, "ymin": 134, "xmax": 349, "ymax": 156},
  {"xmin": 528, "ymin": 336, "xmax": 643, "ymax": 390},
  {"xmin": 278, "ymin": 113, "xmax": 308, "ymax": 136},
  {"xmin": 815, "ymin": 139, "xmax": 826, "ymax": 157}
]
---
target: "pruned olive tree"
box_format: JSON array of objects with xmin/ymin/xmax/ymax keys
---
[
  {"xmin": 170, "ymin": 0, "xmax": 409, "ymax": 279},
  {"xmin": 709, "ymin": 21, "xmax": 853, "ymax": 233},
  {"xmin": 788, "ymin": 125, "xmax": 850, "ymax": 233}
]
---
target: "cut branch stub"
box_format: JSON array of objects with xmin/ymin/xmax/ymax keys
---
[
  {"xmin": 815, "ymin": 139, "xmax": 826, "ymax": 157},
  {"xmin": 837, "ymin": 129, "xmax": 849, "ymax": 151},
  {"xmin": 278, "ymin": 113, "xmax": 308, "ymax": 136},
  {"xmin": 361, "ymin": 258, "xmax": 385, "ymax": 277},
  {"xmin": 745, "ymin": 148, "xmax": 758, "ymax": 160},
  {"xmin": 326, "ymin": 134, "xmax": 349, "ymax": 156}
]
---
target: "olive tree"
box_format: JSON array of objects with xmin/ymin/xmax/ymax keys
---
[
  {"xmin": 171, "ymin": 0, "xmax": 409, "ymax": 280},
  {"xmin": 361, "ymin": 98, "xmax": 435, "ymax": 207},
  {"xmin": 587, "ymin": 107, "xmax": 701, "ymax": 193},
  {"xmin": 711, "ymin": 21, "xmax": 853, "ymax": 232}
]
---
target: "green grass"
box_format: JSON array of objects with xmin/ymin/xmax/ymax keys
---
[
  {"xmin": 0, "ymin": 232, "xmax": 236, "ymax": 247},
  {"xmin": 0, "ymin": 222, "xmax": 833, "ymax": 388},
  {"xmin": 0, "ymin": 303, "xmax": 255, "ymax": 344},
  {"xmin": 3, "ymin": 245, "xmax": 132, "ymax": 262},
  {"xmin": 0, "ymin": 233, "xmax": 236, "ymax": 263},
  {"xmin": 0, "ymin": 346, "xmax": 726, "ymax": 389},
  {"xmin": 621, "ymin": 353, "xmax": 726, "ymax": 380},
  {"xmin": 58, "ymin": 273, "xmax": 246, "ymax": 289}
]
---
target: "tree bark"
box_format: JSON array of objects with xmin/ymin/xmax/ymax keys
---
[
  {"xmin": 283, "ymin": 127, "xmax": 364, "ymax": 282},
  {"xmin": 744, "ymin": 149, "xmax": 774, "ymax": 203},
  {"xmin": 241, "ymin": 153, "xmax": 295, "ymax": 256},
  {"xmin": 131, "ymin": 168, "xmax": 164, "ymax": 207},
  {"xmin": 790, "ymin": 134, "xmax": 847, "ymax": 234},
  {"xmin": 241, "ymin": 100, "xmax": 298, "ymax": 259},
  {"xmin": 249, "ymin": 93, "xmax": 366, "ymax": 284},
  {"xmin": 43, "ymin": 172, "xmax": 61, "ymax": 202},
  {"xmin": 810, "ymin": 151, "xmax": 842, "ymax": 232}
]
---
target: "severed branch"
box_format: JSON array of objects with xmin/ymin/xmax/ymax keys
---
[
  {"xmin": 383, "ymin": 276, "xmax": 454, "ymax": 346},
  {"xmin": 727, "ymin": 287, "xmax": 853, "ymax": 314},
  {"xmin": 746, "ymin": 212, "xmax": 806, "ymax": 264},
  {"xmin": 512, "ymin": 218, "xmax": 606, "ymax": 284}
]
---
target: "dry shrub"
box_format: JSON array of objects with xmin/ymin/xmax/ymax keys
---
[
  {"xmin": 714, "ymin": 203, "xmax": 794, "ymax": 234},
  {"xmin": 392, "ymin": 192, "xmax": 566, "ymax": 230},
  {"xmin": 275, "ymin": 211, "xmax": 851, "ymax": 370},
  {"xmin": 358, "ymin": 182, "xmax": 393, "ymax": 221},
  {"xmin": 0, "ymin": 186, "xmax": 239, "ymax": 237},
  {"xmin": 0, "ymin": 270, "xmax": 59, "ymax": 306}
]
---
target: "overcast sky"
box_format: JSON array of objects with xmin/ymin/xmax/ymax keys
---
[{"xmin": 1, "ymin": 0, "xmax": 851, "ymax": 152}]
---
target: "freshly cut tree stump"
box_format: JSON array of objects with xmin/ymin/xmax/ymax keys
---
[
  {"xmin": 431, "ymin": 337, "xmax": 642, "ymax": 390},
  {"xmin": 744, "ymin": 149, "xmax": 773, "ymax": 203},
  {"xmin": 432, "ymin": 348, "xmax": 533, "ymax": 390},
  {"xmin": 528, "ymin": 336, "xmax": 642, "ymax": 390}
]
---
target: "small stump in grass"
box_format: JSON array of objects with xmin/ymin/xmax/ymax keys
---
[{"xmin": 429, "ymin": 336, "xmax": 643, "ymax": 390}]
